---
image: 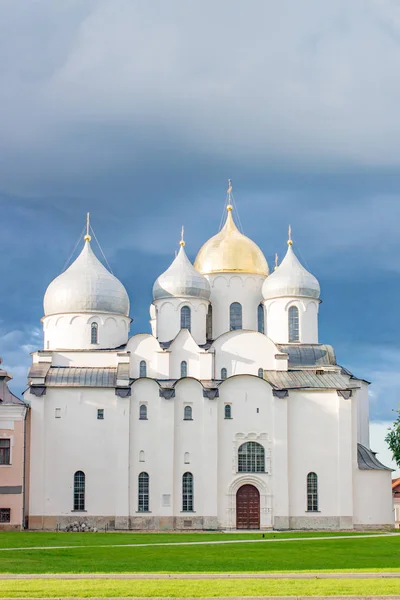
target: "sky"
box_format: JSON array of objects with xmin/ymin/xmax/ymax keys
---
[{"xmin": 0, "ymin": 0, "xmax": 400, "ymax": 473}]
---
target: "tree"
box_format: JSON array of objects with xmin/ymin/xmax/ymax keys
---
[{"xmin": 385, "ymin": 409, "xmax": 400, "ymax": 468}]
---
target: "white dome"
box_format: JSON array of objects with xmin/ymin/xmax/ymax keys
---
[
  {"xmin": 153, "ymin": 245, "xmax": 211, "ymax": 301},
  {"xmin": 44, "ymin": 241, "xmax": 130, "ymax": 317},
  {"xmin": 262, "ymin": 244, "xmax": 320, "ymax": 300}
]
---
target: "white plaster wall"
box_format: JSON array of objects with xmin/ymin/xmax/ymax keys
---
[
  {"xmin": 126, "ymin": 334, "xmax": 162, "ymax": 379},
  {"xmin": 153, "ymin": 298, "xmax": 209, "ymax": 346},
  {"xmin": 43, "ymin": 313, "xmax": 131, "ymax": 351},
  {"xmin": 355, "ymin": 382, "xmax": 370, "ymax": 447},
  {"xmin": 48, "ymin": 350, "xmax": 124, "ymax": 368},
  {"xmin": 207, "ymin": 274, "xmax": 265, "ymax": 339},
  {"xmin": 264, "ymin": 297, "xmax": 319, "ymax": 344},
  {"xmin": 353, "ymin": 470, "xmax": 394, "ymax": 527}
]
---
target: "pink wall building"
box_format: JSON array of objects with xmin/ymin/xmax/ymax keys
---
[{"xmin": 0, "ymin": 359, "xmax": 29, "ymax": 530}]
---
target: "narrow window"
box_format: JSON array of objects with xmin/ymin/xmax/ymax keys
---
[
  {"xmin": 288, "ymin": 306, "xmax": 300, "ymax": 342},
  {"xmin": 139, "ymin": 450, "xmax": 145, "ymax": 462},
  {"xmin": 221, "ymin": 368, "xmax": 227, "ymax": 380},
  {"xmin": 230, "ymin": 302, "xmax": 242, "ymax": 330},
  {"xmin": 139, "ymin": 405, "xmax": 147, "ymax": 420},
  {"xmin": 91, "ymin": 322, "xmax": 98, "ymax": 344},
  {"xmin": 258, "ymin": 303, "xmax": 264, "ymax": 334},
  {"xmin": 0, "ymin": 439, "xmax": 10, "ymax": 465},
  {"xmin": 97, "ymin": 409, "xmax": 104, "ymax": 420},
  {"xmin": 182, "ymin": 472, "xmax": 194, "ymax": 512},
  {"xmin": 238, "ymin": 442, "xmax": 265, "ymax": 473},
  {"xmin": 0, "ymin": 508, "xmax": 10, "ymax": 523},
  {"xmin": 180, "ymin": 360, "xmax": 187, "ymax": 378},
  {"xmin": 73, "ymin": 471, "xmax": 85, "ymax": 511},
  {"xmin": 180, "ymin": 306, "xmax": 191, "ymax": 331},
  {"xmin": 206, "ymin": 305, "xmax": 213, "ymax": 340},
  {"xmin": 139, "ymin": 360, "xmax": 147, "ymax": 378},
  {"xmin": 224, "ymin": 404, "xmax": 232, "ymax": 419},
  {"xmin": 258, "ymin": 368, "xmax": 263, "ymax": 378},
  {"xmin": 184, "ymin": 406, "xmax": 192, "ymax": 420},
  {"xmin": 184, "ymin": 452, "xmax": 190, "ymax": 464},
  {"xmin": 55, "ymin": 408, "xmax": 61, "ymax": 419},
  {"xmin": 307, "ymin": 472, "xmax": 318, "ymax": 511},
  {"xmin": 138, "ymin": 472, "xmax": 149, "ymax": 512}
]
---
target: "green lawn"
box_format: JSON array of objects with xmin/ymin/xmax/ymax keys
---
[
  {"xmin": 0, "ymin": 577, "xmax": 400, "ymax": 598},
  {"xmin": 0, "ymin": 532, "xmax": 398, "ymax": 574}
]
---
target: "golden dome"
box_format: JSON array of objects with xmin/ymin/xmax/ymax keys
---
[{"xmin": 194, "ymin": 207, "xmax": 269, "ymax": 276}]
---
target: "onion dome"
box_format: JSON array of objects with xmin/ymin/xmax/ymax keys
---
[
  {"xmin": 262, "ymin": 229, "xmax": 320, "ymax": 300},
  {"xmin": 153, "ymin": 233, "xmax": 211, "ymax": 301},
  {"xmin": 194, "ymin": 205, "xmax": 269, "ymax": 276},
  {"xmin": 44, "ymin": 237, "xmax": 130, "ymax": 317}
]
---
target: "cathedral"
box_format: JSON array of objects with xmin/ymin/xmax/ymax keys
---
[{"xmin": 26, "ymin": 191, "xmax": 393, "ymax": 530}]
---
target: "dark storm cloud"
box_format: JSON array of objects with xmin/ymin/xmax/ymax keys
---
[{"xmin": 0, "ymin": 0, "xmax": 400, "ymax": 421}]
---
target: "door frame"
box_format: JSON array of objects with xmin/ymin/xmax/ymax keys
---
[
  {"xmin": 226, "ymin": 475, "xmax": 272, "ymax": 530},
  {"xmin": 236, "ymin": 484, "xmax": 260, "ymax": 529}
]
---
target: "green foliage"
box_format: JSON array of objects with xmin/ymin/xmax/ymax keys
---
[{"xmin": 385, "ymin": 409, "xmax": 400, "ymax": 467}]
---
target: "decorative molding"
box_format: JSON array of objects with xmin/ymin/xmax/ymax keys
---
[
  {"xmin": 203, "ymin": 388, "xmax": 219, "ymax": 399},
  {"xmin": 337, "ymin": 390, "xmax": 352, "ymax": 399},
  {"xmin": 115, "ymin": 387, "xmax": 131, "ymax": 398},
  {"xmin": 273, "ymin": 389, "xmax": 289, "ymax": 398},
  {"xmin": 30, "ymin": 386, "xmax": 46, "ymax": 397},
  {"xmin": 159, "ymin": 388, "xmax": 175, "ymax": 399}
]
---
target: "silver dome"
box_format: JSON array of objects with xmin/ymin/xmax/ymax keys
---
[
  {"xmin": 153, "ymin": 245, "xmax": 211, "ymax": 301},
  {"xmin": 44, "ymin": 241, "xmax": 130, "ymax": 317},
  {"xmin": 262, "ymin": 244, "xmax": 320, "ymax": 300}
]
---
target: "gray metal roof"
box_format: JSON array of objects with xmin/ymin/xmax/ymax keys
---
[
  {"xmin": 263, "ymin": 370, "xmax": 360, "ymax": 391},
  {"xmin": 357, "ymin": 443, "xmax": 392, "ymax": 471},
  {"xmin": 46, "ymin": 367, "xmax": 117, "ymax": 387},
  {"xmin": 28, "ymin": 363, "xmax": 51, "ymax": 380},
  {"xmin": 276, "ymin": 344, "xmax": 336, "ymax": 367}
]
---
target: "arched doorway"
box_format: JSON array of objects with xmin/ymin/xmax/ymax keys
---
[{"xmin": 236, "ymin": 484, "xmax": 260, "ymax": 529}]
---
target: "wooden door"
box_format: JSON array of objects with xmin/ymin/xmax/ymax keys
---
[{"xmin": 236, "ymin": 484, "xmax": 260, "ymax": 529}]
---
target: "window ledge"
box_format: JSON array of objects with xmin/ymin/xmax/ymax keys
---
[
  {"xmin": 224, "ymin": 417, "xmax": 233, "ymax": 420},
  {"xmin": 0, "ymin": 465, "xmax": 12, "ymax": 468},
  {"xmin": 71, "ymin": 510, "xmax": 87, "ymax": 513},
  {"xmin": 180, "ymin": 511, "xmax": 196, "ymax": 514},
  {"xmin": 305, "ymin": 510, "xmax": 321, "ymax": 513},
  {"xmin": 136, "ymin": 511, "xmax": 152, "ymax": 514},
  {"xmin": 183, "ymin": 419, "xmax": 193, "ymax": 421},
  {"xmin": 139, "ymin": 418, "xmax": 148, "ymax": 421}
]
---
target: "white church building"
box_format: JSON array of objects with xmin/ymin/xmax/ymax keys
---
[{"xmin": 26, "ymin": 194, "xmax": 394, "ymax": 530}]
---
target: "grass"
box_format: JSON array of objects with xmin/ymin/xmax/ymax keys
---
[
  {"xmin": 0, "ymin": 578, "xmax": 399, "ymax": 597},
  {"xmin": 0, "ymin": 532, "xmax": 398, "ymax": 574}
]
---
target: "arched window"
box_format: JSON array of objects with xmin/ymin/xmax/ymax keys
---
[
  {"xmin": 230, "ymin": 302, "xmax": 242, "ymax": 330},
  {"xmin": 139, "ymin": 450, "xmax": 145, "ymax": 462},
  {"xmin": 221, "ymin": 368, "xmax": 227, "ymax": 380},
  {"xmin": 182, "ymin": 472, "xmax": 194, "ymax": 512},
  {"xmin": 224, "ymin": 404, "xmax": 232, "ymax": 419},
  {"xmin": 184, "ymin": 452, "xmax": 190, "ymax": 464},
  {"xmin": 307, "ymin": 472, "xmax": 318, "ymax": 512},
  {"xmin": 258, "ymin": 368, "xmax": 264, "ymax": 378},
  {"xmin": 180, "ymin": 360, "xmax": 187, "ymax": 378},
  {"xmin": 73, "ymin": 471, "xmax": 85, "ymax": 511},
  {"xmin": 180, "ymin": 306, "xmax": 191, "ymax": 331},
  {"xmin": 257, "ymin": 304, "xmax": 264, "ymax": 334},
  {"xmin": 288, "ymin": 306, "xmax": 300, "ymax": 342},
  {"xmin": 91, "ymin": 322, "xmax": 98, "ymax": 344},
  {"xmin": 138, "ymin": 472, "xmax": 149, "ymax": 512},
  {"xmin": 238, "ymin": 442, "xmax": 265, "ymax": 473},
  {"xmin": 184, "ymin": 405, "xmax": 192, "ymax": 420},
  {"xmin": 139, "ymin": 404, "xmax": 147, "ymax": 420},
  {"xmin": 206, "ymin": 305, "xmax": 213, "ymax": 340},
  {"xmin": 139, "ymin": 360, "xmax": 147, "ymax": 378}
]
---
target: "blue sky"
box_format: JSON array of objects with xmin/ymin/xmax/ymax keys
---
[{"xmin": 0, "ymin": 0, "xmax": 400, "ymax": 471}]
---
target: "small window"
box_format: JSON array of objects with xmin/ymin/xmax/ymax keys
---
[
  {"xmin": 230, "ymin": 302, "xmax": 242, "ymax": 330},
  {"xmin": 139, "ymin": 405, "xmax": 147, "ymax": 420},
  {"xmin": 138, "ymin": 472, "xmax": 149, "ymax": 512},
  {"xmin": 258, "ymin": 368, "xmax": 263, "ymax": 378},
  {"xmin": 206, "ymin": 305, "xmax": 213, "ymax": 340},
  {"xmin": 55, "ymin": 408, "xmax": 61, "ymax": 419},
  {"xmin": 184, "ymin": 406, "xmax": 192, "ymax": 420},
  {"xmin": 180, "ymin": 360, "xmax": 187, "ymax": 378},
  {"xmin": 221, "ymin": 368, "xmax": 227, "ymax": 380},
  {"xmin": 224, "ymin": 404, "xmax": 232, "ymax": 419},
  {"xmin": 162, "ymin": 494, "xmax": 171, "ymax": 507},
  {"xmin": 257, "ymin": 303, "xmax": 264, "ymax": 334},
  {"xmin": 180, "ymin": 306, "xmax": 191, "ymax": 331},
  {"xmin": 0, "ymin": 508, "xmax": 10, "ymax": 523},
  {"xmin": 182, "ymin": 472, "xmax": 194, "ymax": 512},
  {"xmin": 307, "ymin": 472, "xmax": 318, "ymax": 512},
  {"xmin": 139, "ymin": 450, "xmax": 145, "ymax": 462},
  {"xmin": 238, "ymin": 442, "xmax": 265, "ymax": 473},
  {"xmin": 288, "ymin": 306, "xmax": 300, "ymax": 343},
  {"xmin": 97, "ymin": 409, "xmax": 104, "ymax": 420},
  {"xmin": 139, "ymin": 360, "xmax": 147, "ymax": 378},
  {"xmin": 0, "ymin": 439, "xmax": 11, "ymax": 465},
  {"xmin": 184, "ymin": 452, "xmax": 190, "ymax": 464},
  {"xmin": 91, "ymin": 322, "xmax": 98, "ymax": 344},
  {"xmin": 73, "ymin": 471, "xmax": 85, "ymax": 511}
]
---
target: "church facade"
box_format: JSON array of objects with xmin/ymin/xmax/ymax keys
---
[{"xmin": 25, "ymin": 200, "xmax": 394, "ymax": 530}]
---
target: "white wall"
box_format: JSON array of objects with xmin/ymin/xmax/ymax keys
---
[
  {"xmin": 153, "ymin": 298, "xmax": 209, "ymax": 345},
  {"xmin": 264, "ymin": 297, "xmax": 319, "ymax": 344},
  {"xmin": 353, "ymin": 470, "xmax": 394, "ymax": 527}
]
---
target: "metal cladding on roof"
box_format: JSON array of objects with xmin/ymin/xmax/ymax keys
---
[
  {"xmin": 263, "ymin": 370, "xmax": 360, "ymax": 391},
  {"xmin": 276, "ymin": 344, "xmax": 336, "ymax": 367},
  {"xmin": 46, "ymin": 367, "xmax": 117, "ymax": 387},
  {"xmin": 357, "ymin": 443, "xmax": 392, "ymax": 471},
  {"xmin": 153, "ymin": 245, "xmax": 211, "ymax": 301}
]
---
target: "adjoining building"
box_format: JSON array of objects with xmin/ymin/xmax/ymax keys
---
[
  {"xmin": 0, "ymin": 360, "xmax": 30, "ymax": 530},
  {"xmin": 25, "ymin": 196, "xmax": 394, "ymax": 530}
]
